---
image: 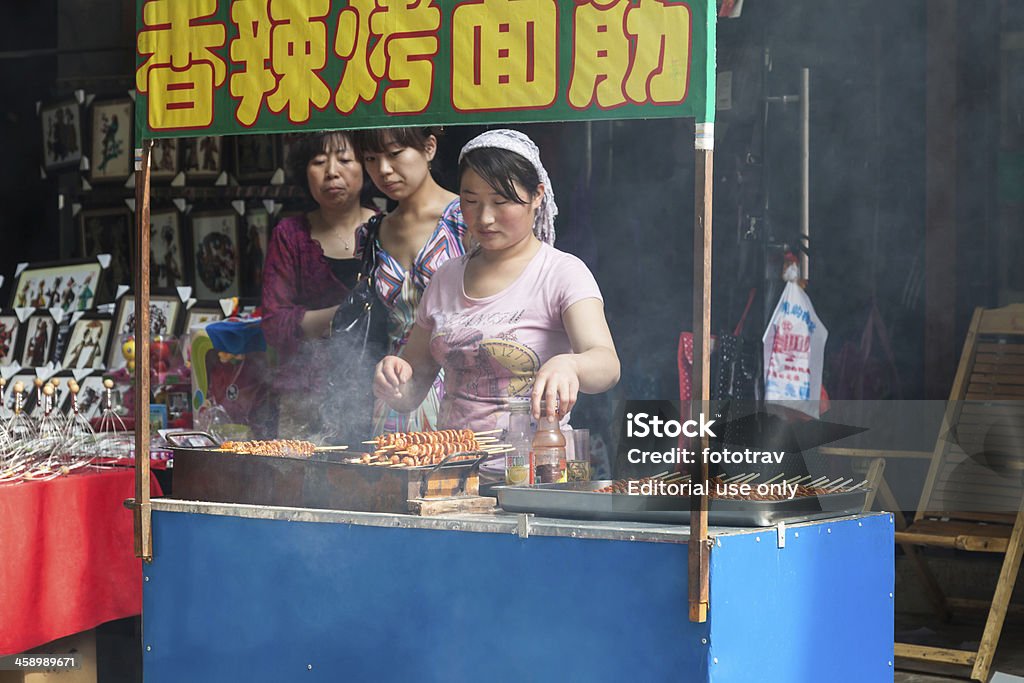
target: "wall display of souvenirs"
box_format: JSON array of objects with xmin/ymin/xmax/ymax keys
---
[{"xmin": 60, "ymin": 315, "xmax": 113, "ymax": 370}]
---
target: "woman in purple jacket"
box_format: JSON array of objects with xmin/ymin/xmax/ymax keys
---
[{"xmin": 261, "ymin": 131, "xmax": 377, "ymax": 443}]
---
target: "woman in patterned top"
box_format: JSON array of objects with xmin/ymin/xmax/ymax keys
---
[{"xmin": 353, "ymin": 127, "xmax": 469, "ymax": 435}]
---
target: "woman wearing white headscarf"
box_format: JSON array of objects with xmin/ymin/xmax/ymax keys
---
[{"xmin": 374, "ymin": 129, "xmax": 620, "ymax": 457}]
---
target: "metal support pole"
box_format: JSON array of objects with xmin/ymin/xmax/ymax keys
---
[{"xmin": 800, "ymin": 68, "xmax": 810, "ymax": 281}]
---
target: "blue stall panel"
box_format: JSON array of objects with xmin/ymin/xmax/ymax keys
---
[
  {"xmin": 144, "ymin": 510, "xmax": 711, "ymax": 683},
  {"xmin": 708, "ymin": 514, "xmax": 894, "ymax": 683}
]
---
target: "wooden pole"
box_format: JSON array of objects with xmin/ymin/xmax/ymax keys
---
[
  {"xmin": 133, "ymin": 140, "xmax": 153, "ymax": 561},
  {"xmin": 688, "ymin": 145, "xmax": 713, "ymax": 623}
]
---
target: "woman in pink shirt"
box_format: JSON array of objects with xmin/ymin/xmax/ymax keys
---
[{"xmin": 374, "ymin": 130, "xmax": 620, "ymax": 469}]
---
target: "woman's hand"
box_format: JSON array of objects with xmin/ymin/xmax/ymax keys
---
[
  {"xmin": 374, "ymin": 355, "xmax": 414, "ymax": 402},
  {"xmin": 532, "ymin": 354, "xmax": 580, "ymax": 420}
]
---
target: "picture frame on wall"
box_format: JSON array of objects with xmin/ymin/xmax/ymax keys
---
[
  {"xmin": 107, "ymin": 294, "xmax": 182, "ymax": 368},
  {"xmin": 191, "ymin": 212, "xmax": 240, "ymax": 299},
  {"xmin": 150, "ymin": 210, "xmax": 186, "ymax": 289},
  {"xmin": 40, "ymin": 99, "xmax": 83, "ymax": 171},
  {"xmin": 182, "ymin": 136, "xmax": 222, "ymax": 181},
  {"xmin": 182, "ymin": 304, "xmax": 224, "ymax": 334},
  {"xmin": 80, "ymin": 207, "xmax": 133, "ymax": 292},
  {"xmin": 0, "ymin": 312, "xmax": 20, "ymax": 365},
  {"xmin": 9, "ymin": 258, "xmax": 104, "ymax": 311},
  {"xmin": 233, "ymin": 134, "xmax": 278, "ymax": 183},
  {"xmin": 151, "ymin": 138, "xmax": 180, "ymax": 181},
  {"xmin": 89, "ymin": 98, "xmax": 133, "ymax": 182},
  {"xmin": 19, "ymin": 313, "xmax": 56, "ymax": 368},
  {"xmin": 63, "ymin": 373, "xmax": 107, "ymax": 421},
  {"xmin": 242, "ymin": 207, "xmax": 272, "ymax": 295},
  {"xmin": 60, "ymin": 313, "xmax": 113, "ymax": 370},
  {"xmin": 4, "ymin": 372, "xmax": 39, "ymax": 414}
]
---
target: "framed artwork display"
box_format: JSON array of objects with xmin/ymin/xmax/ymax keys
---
[
  {"xmin": 40, "ymin": 99, "xmax": 83, "ymax": 171},
  {"xmin": 191, "ymin": 212, "xmax": 240, "ymax": 299},
  {"xmin": 89, "ymin": 98, "xmax": 133, "ymax": 182},
  {"xmin": 243, "ymin": 207, "xmax": 271, "ymax": 294},
  {"xmin": 63, "ymin": 374, "xmax": 108, "ymax": 421},
  {"xmin": 80, "ymin": 207, "xmax": 133, "ymax": 290},
  {"xmin": 183, "ymin": 305, "xmax": 224, "ymax": 333},
  {"xmin": 60, "ymin": 314, "xmax": 113, "ymax": 370},
  {"xmin": 4, "ymin": 372, "xmax": 38, "ymax": 414},
  {"xmin": 19, "ymin": 314, "xmax": 56, "ymax": 368},
  {"xmin": 9, "ymin": 259, "xmax": 104, "ymax": 312},
  {"xmin": 151, "ymin": 138, "xmax": 180, "ymax": 181},
  {"xmin": 150, "ymin": 210, "xmax": 186, "ymax": 289},
  {"xmin": 233, "ymin": 134, "xmax": 278, "ymax": 183},
  {"xmin": 107, "ymin": 294, "xmax": 182, "ymax": 368},
  {"xmin": 0, "ymin": 313, "xmax": 19, "ymax": 364},
  {"xmin": 182, "ymin": 136, "xmax": 222, "ymax": 180}
]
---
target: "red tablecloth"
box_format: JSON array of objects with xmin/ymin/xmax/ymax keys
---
[{"xmin": 0, "ymin": 467, "xmax": 162, "ymax": 654}]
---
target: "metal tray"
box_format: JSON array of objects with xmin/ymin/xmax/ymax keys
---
[{"xmin": 494, "ymin": 480, "xmax": 869, "ymax": 527}]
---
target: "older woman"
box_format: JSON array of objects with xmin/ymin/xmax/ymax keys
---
[
  {"xmin": 261, "ymin": 131, "xmax": 378, "ymax": 443},
  {"xmin": 353, "ymin": 127, "xmax": 468, "ymax": 435},
  {"xmin": 374, "ymin": 129, "xmax": 619, "ymax": 477}
]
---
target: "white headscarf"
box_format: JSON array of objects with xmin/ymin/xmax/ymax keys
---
[{"xmin": 458, "ymin": 129, "xmax": 558, "ymax": 245}]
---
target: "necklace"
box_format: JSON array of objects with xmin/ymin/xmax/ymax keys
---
[{"xmin": 314, "ymin": 212, "xmax": 357, "ymax": 254}]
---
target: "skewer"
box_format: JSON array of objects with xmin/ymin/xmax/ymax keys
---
[
  {"xmin": 848, "ymin": 479, "xmax": 870, "ymax": 491},
  {"xmin": 314, "ymin": 445, "xmax": 349, "ymax": 451},
  {"xmin": 650, "ymin": 471, "xmax": 671, "ymax": 479},
  {"xmin": 483, "ymin": 447, "xmax": 515, "ymax": 454},
  {"xmin": 723, "ymin": 472, "xmax": 748, "ymax": 483},
  {"xmin": 823, "ymin": 477, "xmax": 850, "ymax": 491},
  {"xmin": 826, "ymin": 477, "xmax": 854, "ymax": 492},
  {"xmin": 807, "ymin": 476, "xmax": 830, "ymax": 487},
  {"xmin": 762, "ymin": 473, "xmax": 785, "ymax": 486},
  {"xmin": 474, "ymin": 429, "xmax": 502, "ymax": 436}
]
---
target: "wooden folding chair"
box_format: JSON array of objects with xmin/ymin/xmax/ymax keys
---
[{"xmin": 885, "ymin": 304, "xmax": 1024, "ymax": 681}]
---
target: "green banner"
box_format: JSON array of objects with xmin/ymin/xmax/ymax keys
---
[{"xmin": 135, "ymin": 0, "xmax": 715, "ymax": 139}]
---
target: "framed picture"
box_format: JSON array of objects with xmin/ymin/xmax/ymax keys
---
[
  {"xmin": 242, "ymin": 207, "xmax": 271, "ymax": 294},
  {"xmin": 107, "ymin": 294, "xmax": 182, "ymax": 368},
  {"xmin": 183, "ymin": 305, "xmax": 224, "ymax": 333},
  {"xmin": 4, "ymin": 372, "xmax": 39, "ymax": 414},
  {"xmin": 233, "ymin": 134, "xmax": 278, "ymax": 183},
  {"xmin": 0, "ymin": 313, "xmax": 20, "ymax": 365},
  {"xmin": 80, "ymin": 207, "xmax": 133, "ymax": 290},
  {"xmin": 40, "ymin": 99, "xmax": 83, "ymax": 171},
  {"xmin": 63, "ymin": 374, "xmax": 108, "ymax": 421},
  {"xmin": 60, "ymin": 314, "xmax": 113, "ymax": 370},
  {"xmin": 182, "ymin": 136, "xmax": 222, "ymax": 181},
  {"xmin": 151, "ymin": 138, "xmax": 179, "ymax": 181},
  {"xmin": 150, "ymin": 210, "xmax": 186, "ymax": 289},
  {"xmin": 165, "ymin": 390, "xmax": 190, "ymax": 418},
  {"xmin": 9, "ymin": 259, "xmax": 104, "ymax": 312},
  {"xmin": 19, "ymin": 314, "xmax": 56, "ymax": 368},
  {"xmin": 89, "ymin": 98, "xmax": 133, "ymax": 182},
  {"xmin": 191, "ymin": 212, "xmax": 240, "ymax": 299}
]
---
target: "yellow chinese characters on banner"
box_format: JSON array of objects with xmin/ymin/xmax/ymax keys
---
[
  {"xmin": 451, "ymin": 0, "xmax": 557, "ymax": 112},
  {"xmin": 569, "ymin": 0, "xmax": 691, "ymax": 109},
  {"xmin": 137, "ymin": 0, "xmax": 226, "ymax": 130},
  {"xmin": 137, "ymin": 0, "xmax": 697, "ymax": 132}
]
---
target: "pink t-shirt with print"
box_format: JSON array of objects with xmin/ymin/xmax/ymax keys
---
[{"xmin": 415, "ymin": 242, "xmax": 603, "ymax": 434}]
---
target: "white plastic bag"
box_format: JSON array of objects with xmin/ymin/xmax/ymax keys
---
[{"xmin": 762, "ymin": 270, "xmax": 828, "ymax": 418}]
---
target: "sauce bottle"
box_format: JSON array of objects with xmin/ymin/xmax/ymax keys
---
[{"xmin": 532, "ymin": 400, "xmax": 566, "ymax": 484}]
